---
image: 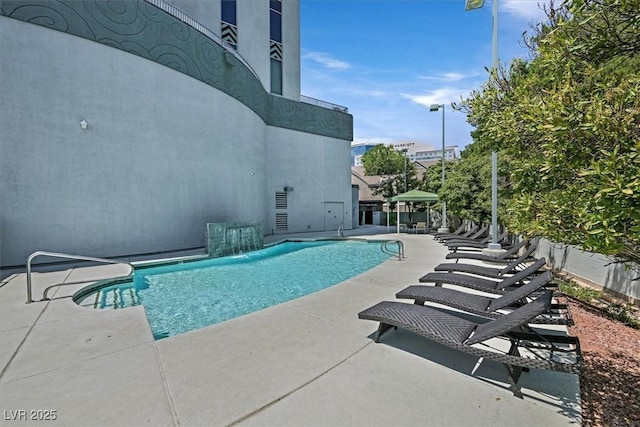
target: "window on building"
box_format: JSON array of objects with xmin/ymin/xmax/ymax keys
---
[
  {"xmin": 271, "ymin": 58, "xmax": 283, "ymax": 95},
  {"xmin": 221, "ymin": 0, "xmax": 237, "ymax": 49},
  {"xmin": 270, "ymin": 0, "xmax": 282, "ymax": 13},
  {"xmin": 221, "ymin": 0, "xmax": 236, "ymax": 24},
  {"xmin": 270, "ymin": 0, "xmax": 283, "ymax": 94},
  {"xmin": 270, "ymin": 1, "xmax": 282, "ymax": 43}
]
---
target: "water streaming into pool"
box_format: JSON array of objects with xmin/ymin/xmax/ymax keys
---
[{"xmin": 75, "ymin": 239, "xmax": 396, "ymax": 339}]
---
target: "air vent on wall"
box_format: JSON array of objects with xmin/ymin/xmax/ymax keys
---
[
  {"xmin": 275, "ymin": 192, "xmax": 288, "ymax": 209},
  {"xmin": 275, "ymin": 213, "xmax": 288, "ymax": 231}
]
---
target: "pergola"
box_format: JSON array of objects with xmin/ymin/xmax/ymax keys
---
[{"xmin": 389, "ymin": 189, "xmax": 439, "ymax": 234}]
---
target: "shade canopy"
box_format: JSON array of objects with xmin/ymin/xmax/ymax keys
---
[
  {"xmin": 390, "ymin": 189, "xmax": 438, "ymax": 202},
  {"xmin": 390, "ymin": 189, "xmax": 439, "ymax": 234}
]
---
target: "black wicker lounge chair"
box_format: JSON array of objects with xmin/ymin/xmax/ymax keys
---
[
  {"xmin": 418, "ymin": 258, "xmax": 548, "ymax": 295},
  {"xmin": 358, "ymin": 291, "xmax": 581, "ymax": 397},
  {"xmin": 433, "ymin": 223, "xmax": 469, "ymax": 241},
  {"xmin": 397, "ymin": 271, "xmax": 572, "ymax": 325},
  {"xmin": 445, "ymin": 239, "xmax": 533, "ymax": 263},
  {"xmin": 446, "ymin": 230, "xmax": 511, "ymax": 252},
  {"xmin": 438, "ymin": 225, "xmax": 487, "ymax": 244},
  {"xmin": 434, "ymin": 242, "xmax": 539, "ymax": 279}
]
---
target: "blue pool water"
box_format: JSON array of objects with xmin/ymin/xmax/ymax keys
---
[{"xmin": 76, "ymin": 240, "xmax": 395, "ymax": 339}]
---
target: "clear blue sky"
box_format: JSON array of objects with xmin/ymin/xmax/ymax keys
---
[{"xmin": 299, "ymin": 0, "xmax": 550, "ymax": 151}]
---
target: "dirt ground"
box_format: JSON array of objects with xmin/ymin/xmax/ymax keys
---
[{"xmin": 565, "ymin": 298, "xmax": 640, "ymax": 426}]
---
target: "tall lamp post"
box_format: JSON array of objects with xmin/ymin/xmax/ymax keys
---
[
  {"xmin": 430, "ymin": 104, "xmax": 447, "ymax": 233},
  {"xmin": 465, "ymin": 0, "xmax": 501, "ymax": 250},
  {"xmin": 401, "ymin": 148, "xmax": 408, "ymax": 192}
]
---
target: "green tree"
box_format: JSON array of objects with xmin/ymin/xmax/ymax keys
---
[
  {"xmin": 361, "ymin": 145, "xmax": 418, "ymax": 202},
  {"xmin": 458, "ymin": 0, "xmax": 640, "ymax": 269},
  {"xmin": 417, "ymin": 161, "xmax": 451, "ymax": 217},
  {"xmin": 361, "ymin": 145, "xmax": 404, "ymax": 175},
  {"xmin": 420, "ymin": 142, "xmax": 512, "ymax": 226}
]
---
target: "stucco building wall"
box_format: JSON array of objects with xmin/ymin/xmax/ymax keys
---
[{"xmin": 0, "ymin": 0, "xmax": 352, "ymax": 267}]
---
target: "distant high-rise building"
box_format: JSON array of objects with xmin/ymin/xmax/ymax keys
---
[{"xmin": 351, "ymin": 141, "xmax": 457, "ymax": 167}]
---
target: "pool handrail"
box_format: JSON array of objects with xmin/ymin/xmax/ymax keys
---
[
  {"xmin": 26, "ymin": 251, "xmax": 134, "ymax": 304},
  {"xmin": 381, "ymin": 240, "xmax": 404, "ymax": 261}
]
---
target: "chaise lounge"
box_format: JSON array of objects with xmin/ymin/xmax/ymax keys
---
[
  {"xmin": 438, "ymin": 225, "xmax": 489, "ymax": 245},
  {"xmin": 413, "ymin": 222, "xmax": 428, "ymax": 234},
  {"xmin": 357, "ymin": 291, "xmax": 581, "ymax": 397},
  {"xmin": 433, "ymin": 223, "xmax": 471, "ymax": 241},
  {"xmin": 445, "ymin": 239, "xmax": 534, "ymax": 263},
  {"xmin": 433, "ymin": 221, "xmax": 467, "ymax": 240},
  {"xmin": 446, "ymin": 230, "xmax": 511, "ymax": 252},
  {"xmin": 418, "ymin": 258, "xmax": 549, "ymax": 295},
  {"xmin": 396, "ymin": 271, "xmax": 572, "ymax": 325},
  {"xmin": 433, "ymin": 241, "xmax": 539, "ymax": 279}
]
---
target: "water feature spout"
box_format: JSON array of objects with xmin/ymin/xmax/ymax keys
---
[{"xmin": 207, "ymin": 222, "xmax": 263, "ymax": 258}]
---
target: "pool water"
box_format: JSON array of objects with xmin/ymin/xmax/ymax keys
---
[{"xmin": 76, "ymin": 240, "xmax": 395, "ymax": 339}]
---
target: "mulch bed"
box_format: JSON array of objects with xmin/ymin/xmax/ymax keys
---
[{"xmin": 565, "ymin": 298, "xmax": 640, "ymax": 426}]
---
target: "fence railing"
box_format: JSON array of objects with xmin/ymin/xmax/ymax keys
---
[
  {"xmin": 144, "ymin": 1, "xmax": 348, "ymax": 114},
  {"xmin": 300, "ymin": 95, "xmax": 348, "ymax": 113},
  {"xmin": 143, "ymin": 0, "xmax": 261, "ymax": 82}
]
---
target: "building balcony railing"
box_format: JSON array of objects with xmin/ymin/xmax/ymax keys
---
[
  {"xmin": 300, "ymin": 95, "xmax": 348, "ymax": 113},
  {"xmin": 145, "ymin": 1, "xmax": 348, "ymax": 115},
  {"xmin": 145, "ymin": 0, "xmax": 261, "ymax": 82}
]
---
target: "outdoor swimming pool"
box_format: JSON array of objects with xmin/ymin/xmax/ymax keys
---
[{"xmin": 75, "ymin": 239, "xmax": 397, "ymax": 339}]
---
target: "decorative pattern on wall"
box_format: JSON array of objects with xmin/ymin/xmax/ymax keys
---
[
  {"xmin": 1, "ymin": 0, "xmax": 353, "ymax": 141},
  {"xmin": 270, "ymin": 41, "xmax": 282, "ymax": 60},
  {"xmin": 221, "ymin": 22, "xmax": 237, "ymax": 48}
]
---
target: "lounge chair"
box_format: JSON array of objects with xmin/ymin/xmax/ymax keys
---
[
  {"xmin": 396, "ymin": 271, "xmax": 572, "ymax": 325},
  {"xmin": 445, "ymin": 239, "xmax": 534, "ymax": 263},
  {"xmin": 434, "ymin": 242, "xmax": 539, "ymax": 279},
  {"xmin": 439, "ymin": 225, "xmax": 488, "ymax": 244},
  {"xmin": 357, "ymin": 291, "xmax": 581, "ymax": 396},
  {"xmin": 433, "ymin": 223, "xmax": 468, "ymax": 240},
  {"xmin": 418, "ymin": 258, "xmax": 548, "ymax": 295},
  {"xmin": 434, "ymin": 225, "xmax": 480, "ymax": 241},
  {"xmin": 413, "ymin": 222, "xmax": 428, "ymax": 234},
  {"xmin": 446, "ymin": 230, "xmax": 511, "ymax": 252}
]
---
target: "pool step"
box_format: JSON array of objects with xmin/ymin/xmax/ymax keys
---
[{"xmin": 98, "ymin": 286, "xmax": 141, "ymax": 309}]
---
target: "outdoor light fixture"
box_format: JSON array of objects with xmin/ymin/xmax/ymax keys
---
[
  {"xmin": 465, "ymin": 0, "xmax": 485, "ymax": 10},
  {"xmin": 80, "ymin": 119, "xmax": 88, "ymax": 130},
  {"xmin": 430, "ymin": 104, "xmax": 447, "ymax": 233},
  {"xmin": 465, "ymin": 0, "xmax": 501, "ymax": 250}
]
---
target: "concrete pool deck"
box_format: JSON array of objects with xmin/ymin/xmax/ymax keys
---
[{"xmin": 0, "ymin": 226, "xmax": 581, "ymax": 426}]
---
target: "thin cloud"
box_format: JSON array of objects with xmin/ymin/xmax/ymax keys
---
[
  {"xmin": 419, "ymin": 71, "xmax": 480, "ymax": 82},
  {"xmin": 302, "ymin": 51, "xmax": 351, "ymax": 70},
  {"xmin": 402, "ymin": 87, "xmax": 471, "ymax": 108},
  {"xmin": 502, "ymin": 0, "xmax": 549, "ymax": 21}
]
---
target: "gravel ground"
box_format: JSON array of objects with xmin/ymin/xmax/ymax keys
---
[{"xmin": 565, "ymin": 298, "xmax": 640, "ymax": 426}]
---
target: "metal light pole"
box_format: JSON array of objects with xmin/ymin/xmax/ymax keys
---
[
  {"xmin": 430, "ymin": 104, "xmax": 447, "ymax": 233},
  {"xmin": 401, "ymin": 148, "xmax": 408, "ymax": 192},
  {"xmin": 465, "ymin": 0, "xmax": 501, "ymax": 250}
]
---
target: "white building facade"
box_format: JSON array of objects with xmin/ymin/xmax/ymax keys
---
[
  {"xmin": 0, "ymin": 0, "xmax": 353, "ymax": 267},
  {"xmin": 352, "ymin": 141, "xmax": 457, "ymax": 167}
]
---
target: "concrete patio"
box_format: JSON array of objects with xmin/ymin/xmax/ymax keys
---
[{"xmin": 0, "ymin": 227, "xmax": 581, "ymax": 426}]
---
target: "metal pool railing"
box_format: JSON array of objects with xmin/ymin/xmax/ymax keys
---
[
  {"xmin": 26, "ymin": 251, "xmax": 134, "ymax": 304},
  {"xmin": 381, "ymin": 240, "xmax": 404, "ymax": 261}
]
